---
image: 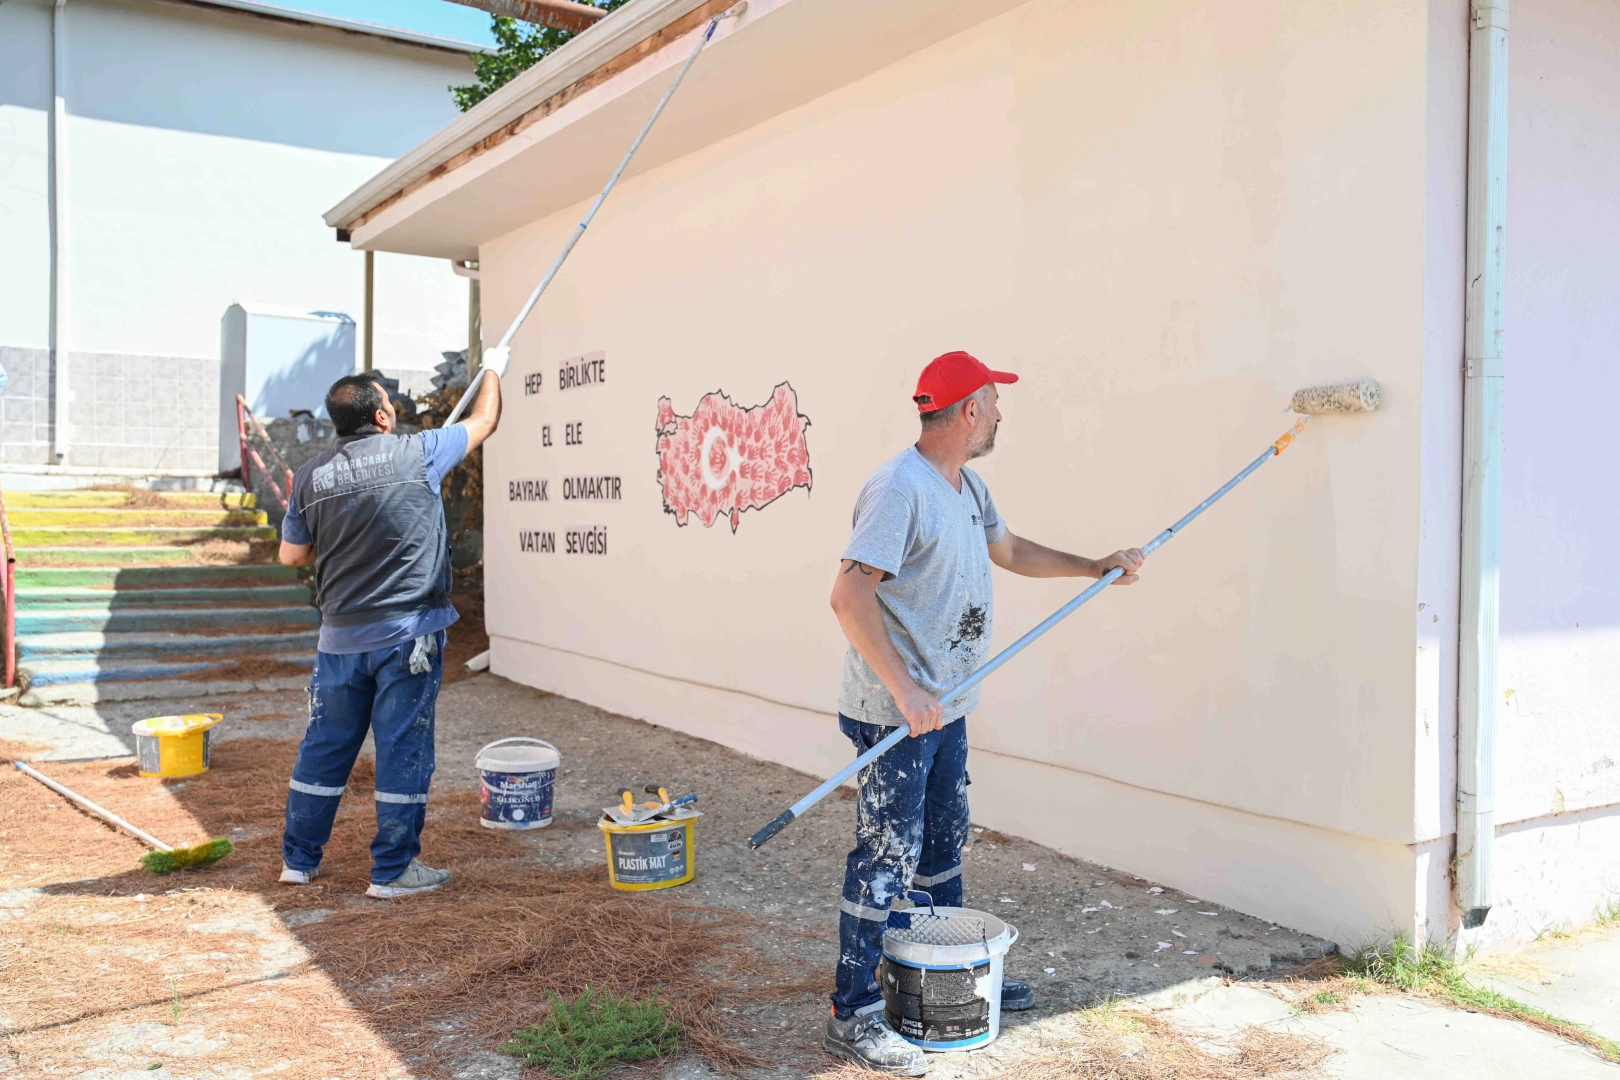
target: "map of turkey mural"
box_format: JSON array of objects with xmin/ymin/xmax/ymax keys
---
[{"xmin": 655, "ymin": 383, "xmax": 812, "ymax": 533}]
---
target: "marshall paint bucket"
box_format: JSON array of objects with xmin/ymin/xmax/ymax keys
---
[
  {"xmin": 132, "ymin": 713, "xmax": 223, "ymax": 779},
  {"xmin": 476, "ymin": 737, "xmax": 560, "ymax": 829},
  {"xmin": 599, "ymin": 809, "xmax": 701, "ymax": 891},
  {"xmin": 879, "ymin": 893, "xmax": 1018, "ymax": 1052}
]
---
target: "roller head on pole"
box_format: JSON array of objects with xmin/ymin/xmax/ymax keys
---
[{"xmin": 1289, "ymin": 379, "xmax": 1380, "ymax": 415}]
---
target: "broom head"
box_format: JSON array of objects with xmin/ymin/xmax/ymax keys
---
[{"xmin": 141, "ymin": 837, "xmax": 235, "ymax": 874}]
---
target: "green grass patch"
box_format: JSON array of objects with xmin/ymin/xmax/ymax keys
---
[
  {"xmin": 1312, "ymin": 991, "xmax": 1343, "ymax": 1006},
  {"xmin": 1345, "ymin": 935, "xmax": 1620, "ymax": 1063},
  {"xmin": 499, "ymin": 987, "xmax": 683, "ymax": 1080}
]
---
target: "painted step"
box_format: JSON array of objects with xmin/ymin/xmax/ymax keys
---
[
  {"xmin": 18, "ymin": 652, "xmax": 315, "ymax": 689},
  {"xmin": 15, "ymin": 564, "xmax": 299, "ymax": 588},
  {"xmin": 14, "ymin": 584, "xmax": 311, "ymax": 608},
  {"xmin": 16, "ymin": 605, "xmax": 319, "ymax": 635},
  {"xmin": 18, "ymin": 670, "xmax": 311, "ymax": 707},
  {"xmin": 13, "ymin": 547, "xmax": 257, "ymax": 567},
  {"xmin": 8, "ymin": 508, "xmax": 268, "ymax": 527},
  {"xmin": 4, "ymin": 490, "xmax": 256, "ymax": 509},
  {"xmin": 11, "ymin": 526, "xmax": 278, "ymax": 547},
  {"xmin": 16, "ymin": 628, "xmax": 319, "ymax": 661}
]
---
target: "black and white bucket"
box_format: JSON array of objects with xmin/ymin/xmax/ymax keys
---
[
  {"xmin": 475, "ymin": 737, "xmax": 560, "ymax": 830},
  {"xmin": 879, "ymin": 892, "xmax": 1018, "ymax": 1052}
]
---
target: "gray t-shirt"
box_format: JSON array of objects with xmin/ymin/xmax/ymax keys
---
[{"xmin": 837, "ymin": 446, "xmax": 1006, "ymax": 726}]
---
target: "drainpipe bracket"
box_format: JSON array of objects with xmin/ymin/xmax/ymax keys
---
[
  {"xmin": 1457, "ymin": 790, "xmax": 1495, "ymax": 815},
  {"xmin": 1465, "ymin": 356, "xmax": 1504, "ymax": 378},
  {"xmin": 1473, "ymin": 5, "xmax": 1509, "ymax": 32}
]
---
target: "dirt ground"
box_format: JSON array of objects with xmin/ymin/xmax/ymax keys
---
[{"xmin": 1, "ymin": 662, "xmax": 1349, "ymax": 1080}]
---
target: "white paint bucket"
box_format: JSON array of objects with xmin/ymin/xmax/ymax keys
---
[
  {"xmin": 475, "ymin": 737, "xmax": 560, "ymax": 830},
  {"xmin": 880, "ymin": 899, "xmax": 1018, "ymax": 1052}
]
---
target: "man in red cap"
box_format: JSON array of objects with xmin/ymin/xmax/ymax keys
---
[{"xmin": 821, "ymin": 350, "xmax": 1145, "ymax": 1073}]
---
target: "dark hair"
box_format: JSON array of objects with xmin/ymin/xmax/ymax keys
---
[{"xmin": 326, "ymin": 374, "xmax": 387, "ymax": 436}]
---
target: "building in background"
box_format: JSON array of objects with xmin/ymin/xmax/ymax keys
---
[
  {"xmin": 327, "ymin": 0, "xmax": 1618, "ymax": 950},
  {"xmin": 0, "ymin": 0, "xmax": 485, "ymax": 471}
]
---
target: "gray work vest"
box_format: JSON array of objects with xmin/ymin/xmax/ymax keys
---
[{"xmin": 290, "ymin": 432, "xmax": 452, "ymax": 628}]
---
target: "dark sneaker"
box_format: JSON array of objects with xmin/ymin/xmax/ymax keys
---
[
  {"xmin": 366, "ymin": 859, "xmax": 451, "ymax": 899},
  {"xmin": 824, "ymin": 1010, "xmax": 926, "ymax": 1076},
  {"xmin": 1001, "ymin": 978, "xmax": 1035, "ymax": 1011}
]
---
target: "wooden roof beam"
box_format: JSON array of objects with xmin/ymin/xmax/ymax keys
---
[{"xmin": 444, "ymin": 0, "xmax": 608, "ymax": 35}]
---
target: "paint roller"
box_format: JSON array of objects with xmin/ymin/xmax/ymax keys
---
[
  {"xmin": 442, "ymin": 2, "xmax": 750, "ymax": 429},
  {"xmin": 748, "ymin": 379, "xmax": 1382, "ymax": 850}
]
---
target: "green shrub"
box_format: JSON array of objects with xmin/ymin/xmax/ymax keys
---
[{"xmin": 500, "ymin": 987, "xmax": 683, "ymax": 1080}]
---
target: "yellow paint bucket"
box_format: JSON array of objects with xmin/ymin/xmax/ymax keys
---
[
  {"xmin": 132, "ymin": 713, "xmax": 223, "ymax": 779},
  {"xmin": 599, "ymin": 810, "xmax": 701, "ymax": 892}
]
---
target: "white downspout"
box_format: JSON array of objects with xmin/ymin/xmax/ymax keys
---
[
  {"xmin": 49, "ymin": 0, "xmax": 71, "ymax": 465},
  {"xmin": 1457, "ymin": 0, "xmax": 1508, "ymax": 929}
]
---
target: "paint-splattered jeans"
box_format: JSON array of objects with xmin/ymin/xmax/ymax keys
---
[
  {"xmin": 831, "ymin": 713, "xmax": 970, "ymax": 1019},
  {"xmin": 282, "ymin": 630, "xmax": 445, "ymax": 884}
]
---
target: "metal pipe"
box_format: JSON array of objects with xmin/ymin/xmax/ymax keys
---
[
  {"xmin": 0, "ymin": 478, "xmax": 15, "ymax": 690},
  {"xmin": 468, "ymin": 276, "xmax": 483, "ymax": 379},
  {"xmin": 1456, "ymin": 0, "xmax": 1509, "ymax": 930},
  {"xmin": 50, "ymin": 0, "xmax": 70, "ymax": 465},
  {"xmin": 750, "ymin": 419, "xmax": 1311, "ymax": 849},
  {"xmin": 363, "ymin": 249, "xmax": 375, "ymax": 371}
]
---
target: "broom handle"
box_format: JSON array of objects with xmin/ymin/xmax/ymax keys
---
[
  {"xmin": 749, "ymin": 419, "xmax": 1310, "ymax": 850},
  {"xmin": 443, "ymin": 8, "xmax": 737, "ymax": 430},
  {"xmin": 12, "ymin": 760, "xmax": 173, "ymax": 851}
]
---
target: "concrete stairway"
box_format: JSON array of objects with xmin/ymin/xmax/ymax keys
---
[{"xmin": 6, "ymin": 489, "xmax": 318, "ymax": 706}]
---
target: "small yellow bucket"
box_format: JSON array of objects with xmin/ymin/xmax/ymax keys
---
[
  {"xmin": 599, "ymin": 811, "xmax": 701, "ymax": 892},
  {"xmin": 132, "ymin": 713, "xmax": 223, "ymax": 778}
]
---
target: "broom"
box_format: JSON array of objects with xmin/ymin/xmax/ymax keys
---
[{"xmin": 12, "ymin": 760, "xmax": 234, "ymax": 873}]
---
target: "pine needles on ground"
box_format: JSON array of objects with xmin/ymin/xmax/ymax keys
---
[{"xmin": 499, "ymin": 987, "xmax": 683, "ymax": 1080}]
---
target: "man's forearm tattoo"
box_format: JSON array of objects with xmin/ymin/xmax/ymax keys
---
[{"xmin": 842, "ymin": 560, "xmax": 873, "ymax": 575}]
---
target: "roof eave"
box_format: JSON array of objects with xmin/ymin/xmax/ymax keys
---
[
  {"xmin": 152, "ymin": 0, "xmax": 494, "ymax": 55},
  {"xmin": 323, "ymin": 0, "xmax": 713, "ymax": 232}
]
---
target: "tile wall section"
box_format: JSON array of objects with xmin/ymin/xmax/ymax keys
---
[
  {"xmin": 1, "ymin": 347, "xmax": 53, "ymax": 466},
  {"xmin": 0, "ymin": 348, "xmax": 219, "ymax": 470}
]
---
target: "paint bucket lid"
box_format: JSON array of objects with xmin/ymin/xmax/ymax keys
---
[
  {"xmin": 476, "ymin": 737, "xmax": 560, "ymax": 773},
  {"xmin": 132, "ymin": 713, "xmax": 222, "ymax": 738}
]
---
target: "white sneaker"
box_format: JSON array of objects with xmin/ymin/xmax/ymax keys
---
[
  {"xmin": 823, "ymin": 1009, "xmax": 926, "ymax": 1076},
  {"xmin": 279, "ymin": 864, "xmax": 318, "ymax": 885},
  {"xmin": 365, "ymin": 858, "xmax": 452, "ymax": 899}
]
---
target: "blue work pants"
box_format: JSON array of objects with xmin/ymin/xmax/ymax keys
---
[
  {"xmin": 831, "ymin": 713, "xmax": 970, "ymax": 1019},
  {"xmin": 282, "ymin": 631, "xmax": 445, "ymax": 884}
]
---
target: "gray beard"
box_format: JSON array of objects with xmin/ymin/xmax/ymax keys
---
[{"xmin": 968, "ymin": 426, "xmax": 998, "ymax": 460}]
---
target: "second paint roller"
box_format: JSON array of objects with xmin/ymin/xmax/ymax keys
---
[{"xmin": 748, "ymin": 379, "xmax": 1382, "ymax": 850}]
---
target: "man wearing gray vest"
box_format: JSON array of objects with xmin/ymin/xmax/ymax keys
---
[{"xmin": 276, "ymin": 371, "xmax": 501, "ymax": 898}]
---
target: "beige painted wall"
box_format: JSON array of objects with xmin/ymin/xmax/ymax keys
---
[{"xmin": 478, "ymin": 0, "xmax": 1438, "ymax": 945}]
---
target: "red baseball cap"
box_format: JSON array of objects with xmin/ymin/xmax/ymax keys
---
[{"xmin": 913, "ymin": 351, "xmax": 1019, "ymax": 413}]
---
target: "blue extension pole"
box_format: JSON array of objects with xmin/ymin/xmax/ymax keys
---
[
  {"xmin": 442, "ymin": 5, "xmax": 744, "ymax": 429},
  {"xmin": 748, "ymin": 419, "xmax": 1310, "ymax": 850}
]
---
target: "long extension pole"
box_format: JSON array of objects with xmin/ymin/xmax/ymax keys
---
[
  {"xmin": 748, "ymin": 417, "xmax": 1312, "ymax": 850},
  {"xmin": 442, "ymin": 3, "xmax": 746, "ymax": 428}
]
